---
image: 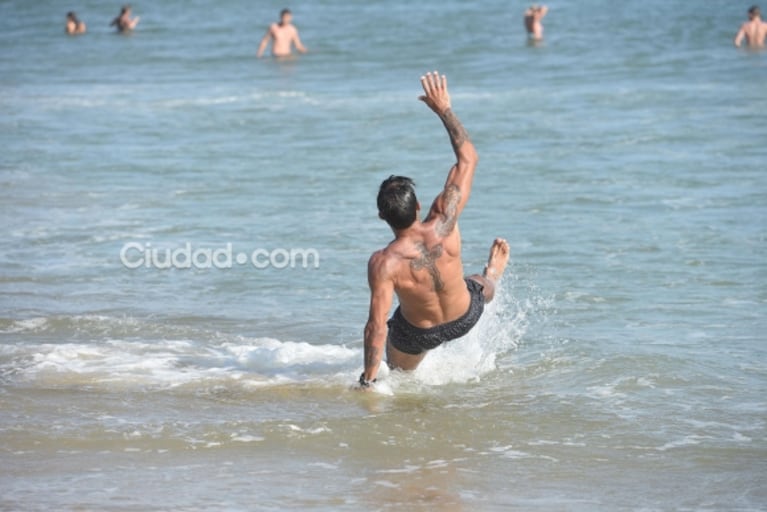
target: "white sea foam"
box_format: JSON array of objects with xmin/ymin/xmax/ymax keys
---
[
  {"xmin": 656, "ymin": 435, "xmax": 708, "ymax": 451},
  {"xmin": 230, "ymin": 434, "xmax": 264, "ymax": 443},
  {"xmin": 1, "ymin": 317, "xmax": 49, "ymax": 333},
  {"xmin": 4, "ymin": 334, "xmax": 359, "ymax": 391},
  {"xmin": 2, "ymin": 278, "xmax": 534, "ymax": 393},
  {"xmin": 221, "ymin": 339, "xmax": 357, "ymax": 373}
]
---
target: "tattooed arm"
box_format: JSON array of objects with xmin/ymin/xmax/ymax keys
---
[
  {"xmin": 418, "ymin": 71, "xmax": 478, "ymax": 234},
  {"xmin": 361, "ymin": 251, "xmax": 394, "ymax": 386}
]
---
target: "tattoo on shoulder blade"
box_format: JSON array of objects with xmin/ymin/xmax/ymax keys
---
[
  {"xmin": 411, "ymin": 242, "xmax": 444, "ymax": 292},
  {"xmin": 436, "ymin": 184, "xmax": 460, "ymax": 236},
  {"xmin": 439, "ymin": 109, "xmax": 470, "ymax": 153}
]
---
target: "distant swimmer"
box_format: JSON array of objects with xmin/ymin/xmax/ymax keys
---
[
  {"xmin": 524, "ymin": 4, "xmax": 549, "ymax": 41},
  {"xmin": 65, "ymin": 12, "xmax": 86, "ymax": 35},
  {"xmin": 256, "ymin": 8, "xmax": 308, "ymax": 58},
  {"xmin": 734, "ymin": 5, "xmax": 767, "ymax": 47},
  {"xmin": 110, "ymin": 5, "xmax": 140, "ymax": 33},
  {"xmin": 357, "ymin": 71, "xmax": 510, "ymax": 390}
]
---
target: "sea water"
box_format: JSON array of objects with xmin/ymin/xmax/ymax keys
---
[{"xmin": 1, "ymin": 0, "xmax": 765, "ymax": 510}]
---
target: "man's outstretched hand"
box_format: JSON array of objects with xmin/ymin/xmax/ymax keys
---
[{"xmin": 419, "ymin": 71, "xmax": 451, "ymax": 115}]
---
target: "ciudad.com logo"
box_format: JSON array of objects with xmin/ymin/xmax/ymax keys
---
[{"xmin": 119, "ymin": 242, "xmax": 320, "ymax": 270}]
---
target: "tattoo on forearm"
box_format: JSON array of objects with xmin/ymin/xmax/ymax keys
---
[
  {"xmin": 436, "ymin": 184, "xmax": 460, "ymax": 237},
  {"xmin": 364, "ymin": 345, "xmax": 381, "ymax": 370},
  {"xmin": 411, "ymin": 242, "xmax": 444, "ymax": 292},
  {"xmin": 439, "ymin": 108, "xmax": 470, "ymax": 153}
]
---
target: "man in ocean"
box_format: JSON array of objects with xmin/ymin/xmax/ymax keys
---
[
  {"xmin": 65, "ymin": 12, "xmax": 86, "ymax": 35},
  {"xmin": 524, "ymin": 5, "xmax": 549, "ymax": 41},
  {"xmin": 110, "ymin": 5, "xmax": 140, "ymax": 32},
  {"xmin": 734, "ymin": 5, "xmax": 767, "ymax": 47},
  {"xmin": 256, "ymin": 8, "xmax": 308, "ymax": 58},
  {"xmin": 358, "ymin": 71, "xmax": 510, "ymax": 389}
]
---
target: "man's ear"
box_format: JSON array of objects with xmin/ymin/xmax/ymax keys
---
[{"xmin": 378, "ymin": 211, "xmax": 385, "ymax": 220}]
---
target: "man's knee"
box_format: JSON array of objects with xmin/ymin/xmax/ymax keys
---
[{"xmin": 468, "ymin": 275, "xmax": 495, "ymax": 303}]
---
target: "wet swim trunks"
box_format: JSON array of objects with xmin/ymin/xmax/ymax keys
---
[{"xmin": 387, "ymin": 278, "xmax": 485, "ymax": 355}]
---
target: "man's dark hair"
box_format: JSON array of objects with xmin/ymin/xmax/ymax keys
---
[
  {"xmin": 377, "ymin": 176, "xmax": 418, "ymax": 230},
  {"xmin": 280, "ymin": 8, "xmax": 292, "ymax": 18},
  {"xmin": 749, "ymin": 5, "xmax": 760, "ymax": 17}
]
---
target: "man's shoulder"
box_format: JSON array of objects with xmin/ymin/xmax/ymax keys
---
[
  {"xmin": 368, "ymin": 241, "xmax": 406, "ymax": 273},
  {"xmin": 368, "ymin": 247, "xmax": 391, "ymax": 268},
  {"xmin": 369, "ymin": 241, "xmax": 397, "ymax": 261},
  {"xmin": 368, "ymin": 247, "xmax": 400, "ymax": 287}
]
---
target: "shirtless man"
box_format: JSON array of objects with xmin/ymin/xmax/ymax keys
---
[
  {"xmin": 110, "ymin": 5, "xmax": 139, "ymax": 33},
  {"xmin": 358, "ymin": 71, "xmax": 510, "ymax": 389},
  {"xmin": 256, "ymin": 8, "xmax": 307, "ymax": 58},
  {"xmin": 65, "ymin": 12, "xmax": 86, "ymax": 35},
  {"xmin": 734, "ymin": 5, "xmax": 767, "ymax": 48},
  {"xmin": 524, "ymin": 5, "xmax": 549, "ymax": 41}
]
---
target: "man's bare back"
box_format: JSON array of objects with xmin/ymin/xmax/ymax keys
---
[
  {"xmin": 358, "ymin": 72, "xmax": 510, "ymax": 389},
  {"xmin": 524, "ymin": 5, "xmax": 548, "ymax": 40},
  {"xmin": 378, "ymin": 220, "xmax": 470, "ymax": 329},
  {"xmin": 735, "ymin": 6, "xmax": 767, "ymax": 47},
  {"xmin": 257, "ymin": 9, "xmax": 307, "ymax": 58}
]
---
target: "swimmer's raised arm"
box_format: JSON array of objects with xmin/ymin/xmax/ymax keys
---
[{"xmin": 419, "ymin": 71, "xmax": 478, "ymax": 229}]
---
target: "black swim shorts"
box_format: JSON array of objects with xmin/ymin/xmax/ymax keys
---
[{"xmin": 387, "ymin": 278, "xmax": 485, "ymax": 355}]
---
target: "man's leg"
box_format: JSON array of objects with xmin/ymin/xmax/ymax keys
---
[
  {"xmin": 467, "ymin": 238, "xmax": 510, "ymax": 303},
  {"xmin": 386, "ymin": 342, "xmax": 428, "ymax": 371}
]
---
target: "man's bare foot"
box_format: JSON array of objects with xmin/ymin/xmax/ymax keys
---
[{"xmin": 483, "ymin": 238, "xmax": 510, "ymax": 283}]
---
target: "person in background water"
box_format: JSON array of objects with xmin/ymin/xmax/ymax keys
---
[
  {"xmin": 65, "ymin": 12, "xmax": 86, "ymax": 35},
  {"xmin": 524, "ymin": 4, "xmax": 548, "ymax": 41},
  {"xmin": 110, "ymin": 5, "xmax": 140, "ymax": 33},
  {"xmin": 257, "ymin": 8, "xmax": 308, "ymax": 58},
  {"xmin": 734, "ymin": 5, "xmax": 767, "ymax": 47}
]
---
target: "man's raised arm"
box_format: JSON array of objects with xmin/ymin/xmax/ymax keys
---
[{"xmin": 419, "ymin": 71, "xmax": 478, "ymax": 231}]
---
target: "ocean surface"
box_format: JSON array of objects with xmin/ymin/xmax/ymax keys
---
[{"xmin": 1, "ymin": 0, "xmax": 766, "ymax": 510}]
